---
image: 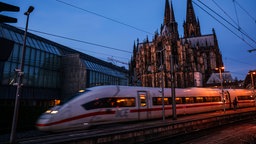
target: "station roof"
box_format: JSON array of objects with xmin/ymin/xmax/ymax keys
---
[{"xmin": 0, "ymin": 23, "xmax": 127, "ymax": 74}]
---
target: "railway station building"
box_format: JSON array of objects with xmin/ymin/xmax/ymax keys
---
[{"xmin": 0, "ymin": 23, "xmax": 128, "ymax": 107}]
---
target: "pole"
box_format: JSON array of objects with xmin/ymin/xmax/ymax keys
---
[
  {"xmin": 171, "ymin": 54, "xmax": 176, "ymax": 120},
  {"xmin": 251, "ymin": 72, "xmax": 255, "ymax": 89},
  {"xmin": 219, "ymin": 68, "xmax": 225, "ymax": 113},
  {"xmin": 250, "ymin": 72, "xmax": 255, "ymax": 105},
  {"xmin": 157, "ymin": 48, "xmax": 165, "ymax": 121},
  {"xmin": 10, "ymin": 6, "xmax": 34, "ymax": 144},
  {"xmin": 160, "ymin": 49, "xmax": 165, "ymax": 121}
]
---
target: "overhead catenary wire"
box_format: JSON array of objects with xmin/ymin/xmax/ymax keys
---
[
  {"xmin": 224, "ymin": 56, "xmax": 255, "ymax": 78},
  {"xmin": 233, "ymin": 0, "xmax": 256, "ymax": 25},
  {"xmin": 17, "ymin": 1, "xmax": 254, "ymax": 72},
  {"xmin": 196, "ymin": 0, "xmax": 256, "ymax": 46},
  {"xmin": 55, "ymin": 0, "xmax": 154, "ymax": 36},
  {"xmin": 225, "ymin": 56, "xmax": 255, "ymax": 67},
  {"xmin": 27, "ymin": 28, "xmax": 132, "ymax": 54},
  {"xmin": 212, "ymin": 0, "xmax": 255, "ymax": 53},
  {"xmin": 51, "ymin": 1, "xmax": 256, "ymax": 55},
  {"xmin": 212, "ymin": 0, "xmax": 238, "ymax": 29},
  {"xmin": 232, "ymin": 0, "xmax": 241, "ymax": 31},
  {"xmin": 85, "ymin": 50, "xmax": 130, "ymax": 60},
  {"xmin": 232, "ymin": 0, "xmax": 246, "ymax": 41},
  {"xmin": 212, "ymin": 0, "xmax": 251, "ymax": 49},
  {"xmin": 193, "ymin": 0, "xmax": 255, "ymax": 50},
  {"xmin": 52, "ymin": 1, "xmax": 254, "ymax": 79}
]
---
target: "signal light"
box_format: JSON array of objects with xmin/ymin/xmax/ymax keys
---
[{"xmin": 0, "ymin": 2, "xmax": 20, "ymax": 23}]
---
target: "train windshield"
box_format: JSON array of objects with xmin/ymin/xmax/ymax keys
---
[{"xmin": 59, "ymin": 90, "xmax": 91, "ymax": 105}]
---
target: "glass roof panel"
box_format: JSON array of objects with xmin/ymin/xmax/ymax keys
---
[
  {"xmin": 8, "ymin": 30, "xmax": 19, "ymax": 43},
  {"xmin": 2, "ymin": 28, "xmax": 12, "ymax": 40},
  {"xmin": 83, "ymin": 60, "xmax": 125, "ymax": 78},
  {"xmin": 26, "ymin": 37, "xmax": 35, "ymax": 47},
  {"xmin": 15, "ymin": 32, "xmax": 23, "ymax": 44},
  {"xmin": 51, "ymin": 45, "xmax": 61, "ymax": 55},
  {"xmin": 31, "ymin": 38, "xmax": 40, "ymax": 48}
]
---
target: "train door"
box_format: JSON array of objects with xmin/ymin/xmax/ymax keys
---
[
  {"xmin": 137, "ymin": 91, "xmax": 149, "ymax": 120},
  {"xmin": 224, "ymin": 91, "xmax": 231, "ymax": 109}
]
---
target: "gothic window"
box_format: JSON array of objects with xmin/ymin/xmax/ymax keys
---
[
  {"xmin": 210, "ymin": 51, "xmax": 216, "ymax": 69},
  {"xmin": 189, "ymin": 24, "xmax": 195, "ymax": 37},
  {"xmin": 161, "ymin": 25, "xmax": 170, "ymax": 36}
]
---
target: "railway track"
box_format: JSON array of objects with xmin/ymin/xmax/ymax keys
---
[
  {"xmin": 1, "ymin": 120, "xmax": 160, "ymax": 144},
  {"xmin": 153, "ymin": 119, "xmax": 256, "ymax": 144},
  {"xmin": 1, "ymin": 108, "xmax": 255, "ymax": 144}
]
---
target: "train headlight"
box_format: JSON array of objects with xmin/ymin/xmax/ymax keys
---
[
  {"xmin": 51, "ymin": 110, "xmax": 58, "ymax": 114},
  {"xmin": 45, "ymin": 110, "xmax": 58, "ymax": 114},
  {"xmin": 45, "ymin": 110, "xmax": 51, "ymax": 114}
]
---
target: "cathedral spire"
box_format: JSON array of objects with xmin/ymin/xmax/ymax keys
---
[
  {"xmin": 183, "ymin": 0, "xmax": 201, "ymax": 38},
  {"xmin": 164, "ymin": 0, "xmax": 170, "ymax": 25},
  {"xmin": 170, "ymin": 1, "xmax": 175, "ymax": 22},
  {"xmin": 186, "ymin": 0, "xmax": 196, "ymax": 24},
  {"xmin": 164, "ymin": 0, "xmax": 175, "ymax": 25},
  {"xmin": 162, "ymin": 0, "xmax": 179, "ymax": 41}
]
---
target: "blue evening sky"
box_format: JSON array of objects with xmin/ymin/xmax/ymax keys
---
[{"xmin": 2, "ymin": 0, "xmax": 256, "ymax": 80}]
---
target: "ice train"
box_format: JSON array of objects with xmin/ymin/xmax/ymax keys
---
[{"xmin": 36, "ymin": 85, "xmax": 255, "ymax": 132}]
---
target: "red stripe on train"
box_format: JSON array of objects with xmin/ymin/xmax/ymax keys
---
[{"xmin": 36, "ymin": 111, "xmax": 115, "ymax": 127}]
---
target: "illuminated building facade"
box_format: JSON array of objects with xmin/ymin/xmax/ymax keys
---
[{"xmin": 129, "ymin": 0, "xmax": 223, "ymax": 88}]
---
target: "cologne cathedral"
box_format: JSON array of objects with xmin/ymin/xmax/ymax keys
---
[{"xmin": 129, "ymin": 0, "xmax": 223, "ymax": 88}]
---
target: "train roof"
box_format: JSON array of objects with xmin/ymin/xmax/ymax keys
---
[
  {"xmin": 61, "ymin": 85, "xmax": 254, "ymax": 105},
  {"xmin": 87, "ymin": 85, "xmax": 254, "ymax": 96}
]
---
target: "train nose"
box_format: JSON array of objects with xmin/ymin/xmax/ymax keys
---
[
  {"xmin": 36, "ymin": 114, "xmax": 53, "ymax": 131},
  {"xmin": 36, "ymin": 106, "xmax": 61, "ymax": 131}
]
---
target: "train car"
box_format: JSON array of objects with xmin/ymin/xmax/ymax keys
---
[
  {"xmin": 36, "ymin": 85, "xmax": 255, "ymax": 132},
  {"xmin": 227, "ymin": 89, "xmax": 255, "ymax": 108}
]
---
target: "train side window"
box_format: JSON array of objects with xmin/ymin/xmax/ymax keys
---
[
  {"xmin": 166, "ymin": 97, "xmax": 172, "ymax": 105},
  {"xmin": 213, "ymin": 96, "xmax": 221, "ymax": 102},
  {"xmin": 204, "ymin": 97, "xmax": 212, "ymax": 102},
  {"xmin": 237, "ymin": 95, "xmax": 254, "ymax": 100},
  {"xmin": 195, "ymin": 97, "xmax": 203, "ymax": 103},
  {"xmin": 140, "ymin": 95, "xmax": 146, "ymax": 107},
  {"xmin": 82, "ymin": 99, "xmax": 99, "ymax": 110},
  {"xmin": 116, "ymin": 98, "xmax": 135, "ymax": 107},
  {"xmin": 82, "ymin": 98, "xmax": 112, "ymax": 110},
  {"xmin": 152, "ymin": 97, "xmax": 172, "ymax": 105},
  {"xmin": 204, "ymin": 96, "xmax": 221, "ymax": 102},
  {"xmin": 82, "ymin": 97, "xmax": 136, "ymax": 110},
  {"xmin": 185, "ymin": 97, "xmax": 194, "ymax": 104},
  {"xmin": 152, "ymin": 97, "xmax": 161, "ymax": 105},
  {"xmin": 175, "ymin": 97, "xmax": 182, "ymax": 104}
]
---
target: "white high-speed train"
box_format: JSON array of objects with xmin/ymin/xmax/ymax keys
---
[{"xmin": 36, "ymin": 85, "xmax": 255, "ymax": 132}]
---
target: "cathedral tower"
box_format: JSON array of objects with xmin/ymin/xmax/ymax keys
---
[
  {"xmin": 161, "ymin": 0, "xmax": 179, "ymax": 42},
  {"xmin": 183, "ymin": 0, "xmax": 201, "ymax": 37},
  {"xmin": 129, "ymin": 0, "xmax": 224, "ymax": 88}
]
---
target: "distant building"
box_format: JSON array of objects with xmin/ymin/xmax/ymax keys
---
[
  {"xmin": 129, "ymin": 0, "xmax": 223, "ymax": 88},
  {"xmin": 206, "ymin": 71, "xmax": 233, "ymax": 87},
  {"xmin": 0, "ymin": 23, "xmax": 127, "ymax": 106},
  {"xmin": 207, "ymin": 72, "xmax": 233, "ymax": 84},
  {"xmin": 244, "ymin": 70, "xmax": 256, "ymax": 89}
]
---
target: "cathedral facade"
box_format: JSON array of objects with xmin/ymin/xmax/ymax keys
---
[{"xmin": 129, "ymin": 0, "xmax": 223, "ymax": 88}]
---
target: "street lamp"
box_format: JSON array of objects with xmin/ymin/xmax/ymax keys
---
[
  {"xmin": 249, "ymin": 71, "xmax": 255, "ymax": 89},
  {"xmin": 215, "ymin": 66, "xmax": 225, "ymax": 112},
  {"xmin": 10, "ymin": 6, "xmax": 34, "ymax": 144},
  {"xmin": 156, "ymin": 48, "xmax": 165, "ymax": 121},
  {"xmin": 249, "ymin": 71, "xmax": 255, "ymax": 100}
]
